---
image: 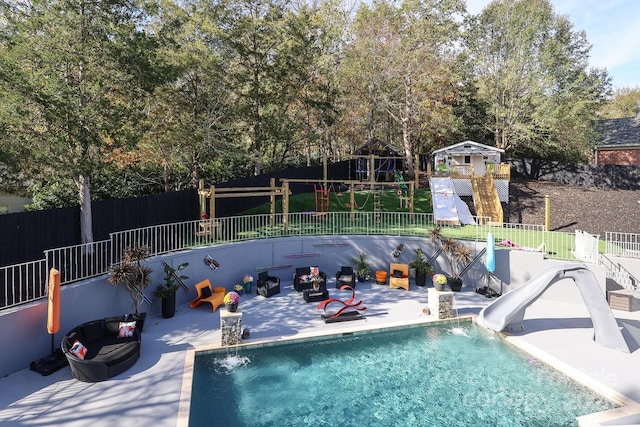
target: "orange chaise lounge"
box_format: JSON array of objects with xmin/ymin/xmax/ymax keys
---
[
  {"xmin": 189, "ymin": 279, "xmax": 226, "ymax": 312},
  {"xmin": 389, "ymin": 263, "xmax": 409, "ymax": 291}
]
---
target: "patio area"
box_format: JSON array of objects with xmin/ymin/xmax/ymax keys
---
[{"xmin": 1, "ymin": 277, "xmax": 640, "ymax": 426}]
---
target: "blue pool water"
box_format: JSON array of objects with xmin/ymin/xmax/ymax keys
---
[{"xmin": 190, "ymin": 324, "xmax": 616, "ymax": 426}]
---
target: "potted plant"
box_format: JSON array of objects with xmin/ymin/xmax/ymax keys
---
[
  {"xmin": 432, "ymin": 273, "xmax": 447, "ymax": 291},
  {"xmin": 153, "ymin": 262, "xmax": 189, "ymax": 319},
  {"xmin": 351, "ymin": 252, "xmax": 372, "ymax": 282},
  {"xmin": 409, "ymin": 248, "xmax": 433, "ymax": 286},
  {"xmin": 108, "ymin": 246, "xmax": 153, "ymax": 328},
  {"xmin": 242, "ymin": 274, "xmax": 254, "ymax": 294},
  {"xmin": 430, "ymin": 227, "xmax": 473, "ymax": 292},
  {"xmin": 223, "ymin": 291, "xmax": 240, "ymax": 312}
]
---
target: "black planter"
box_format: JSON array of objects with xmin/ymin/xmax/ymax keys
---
[
  {"xmin": 414, "ymin": 272, "xmax": 427, "ymax": 286},
  {"xmin": 225, "ymin": 302, "xmax": 238, "ymax": 312},
  {"xmin": 448, "ymin": 278, "xmax": 463, "ymax": 292},
  {"xmin": 161, "ymin": 292, "xmax": 176, "ymax": 318}
]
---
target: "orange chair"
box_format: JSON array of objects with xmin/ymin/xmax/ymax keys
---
[
  {"xmin": 389, "ymin": 263, "xmax": 409, "ymax": 291},
  {"xmin": 189, "ymin": 279, "xmax": 226, "ymax": 312}
]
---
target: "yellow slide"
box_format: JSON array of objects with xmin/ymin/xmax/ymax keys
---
[{"xmin": 471, "ymin": 174, "xmax": 503, "ymax": 224}]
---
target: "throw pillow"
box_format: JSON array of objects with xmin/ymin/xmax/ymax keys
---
[
  {"xmin": 310, "ymin": 266, "xmax": 319, "ymax": 276},
  {"xmin": 118, "ymin": 321, "xmax": 137, "ymax": 338},
  {"xmin": 299, "ymin": 274, "xmax": 310, "ymax": 283},
  {"xmin": 200, "ymin": 286, "xmax": 212, "ymax": 299},
  {"xmin": 70, "ymin": 340, "xmax": 87, "ymax": 360},
  {"xmin": 393, "ymin": 269, "xmax": 403, "ymax": 278}
]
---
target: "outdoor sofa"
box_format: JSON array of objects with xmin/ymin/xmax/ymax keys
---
[{"xmin": 61, "ymin": 316, "xmax": 142, "ymax": 382}]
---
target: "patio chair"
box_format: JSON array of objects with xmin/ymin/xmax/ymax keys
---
[
  {"xmin": 257, "ymin": 271, "xmax": 281, "ymax": 298},
  {"xmin": 335, "ymin": 266, "xmax": 355, "ymax": 289},
  {"xmin": 389, "ymin": 263, "xmax": 409, "ymax": 291},
  {"xmin": 189, "ymin": 279, "xmax": 226, "ymax": 312}
]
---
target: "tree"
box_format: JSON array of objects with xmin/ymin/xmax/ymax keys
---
[
  {"xmin": 463, "ymin": 0, "xmax": 610, "ymax": 161},
  {"xmin": 139, "ymin": 0, "xmax": 237, "ymax": 190},
  {"xmin": 599, "ymin": 87, "xmax": 640, "ymax": 119},
  {"xmin": 339, "ymin": 0, "xmax": 464, "ymax": 178},
  {"xmin": 0, "ymin": 0, "xmax": 159, "ymax": 242}
]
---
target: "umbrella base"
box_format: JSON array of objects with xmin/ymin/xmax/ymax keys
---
[{"xmin": 30, "ymin": 348, "xmax": 68, "ymax": 376}]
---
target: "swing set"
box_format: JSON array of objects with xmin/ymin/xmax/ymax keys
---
[
  {"xmin": 284, "ymin": 155, "xmax": 418, "ymax": 220},
  {"xmin": 197, "ymin": 178, "xmax": 292, "ymax": 237}
]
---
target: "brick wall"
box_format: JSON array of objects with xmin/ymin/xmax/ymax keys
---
[{"xmin": 596, "ymin": 148, "xmax": 640, "ymax": 166}]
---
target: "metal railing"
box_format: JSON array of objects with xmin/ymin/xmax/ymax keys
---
[
  {"xmin": 600, "ymin": 253, "xmax": 638, "ymax": 291},
  {"xmin": 605, "ymin": 232, "xmax": 640, "ymax": 259},
  {"xmin": 0, "ymin": 212, "xmax": 584, "ymax": 310},
  {"xmin": 0, "ymin": 259, "xmax": 48, "ymax": 309},
  {"xmin": 44, "ymin": 240, "xmax": 111, "ymax": 285}
]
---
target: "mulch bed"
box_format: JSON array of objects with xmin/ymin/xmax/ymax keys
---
[{"xmin": 506, "ymin": 178, "xmax": 640, "ymax": 237}]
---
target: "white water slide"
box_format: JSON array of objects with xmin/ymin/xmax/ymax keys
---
[
  {"xmin": 477, "ymin": 263, "xmax": 630, "ymax": 353},
  {"xmin": 429, "ymin": 177, "xmax": 475, "ymax": 225}
]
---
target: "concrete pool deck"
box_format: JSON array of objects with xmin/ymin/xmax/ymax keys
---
[{"xmin": 1, "ymin": 280, "xmax": 640, "ymax": 426}]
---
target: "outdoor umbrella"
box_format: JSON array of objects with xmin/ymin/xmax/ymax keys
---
[
  {"xmin": 47, "ymin": 268, "xmax": 61, "ymax": 353},
  {"xmin": 30, "ymin": 268, "xmax": 67, "ymax": 375},
  {"xmin": 486, "ymin": 233, "xmax": 495, "ymax": 273}
]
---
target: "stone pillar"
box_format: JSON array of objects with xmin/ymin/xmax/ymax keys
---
[
  {"xmin": 427, "ymin": 288, "xmax": 454, "ymax": 320},
  {"xmin": 220, "ymin": 308, "xmax": 242, "ymax": 346}
]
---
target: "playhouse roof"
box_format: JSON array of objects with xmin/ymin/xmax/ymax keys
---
[{"xmin": 432, "ymin": 141, "xmax": 504, "ymax": 156}]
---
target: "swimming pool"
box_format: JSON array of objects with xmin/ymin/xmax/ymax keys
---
[{"xmin": 190, "ymin": 323, "xmax": 617, "ymax": 426}]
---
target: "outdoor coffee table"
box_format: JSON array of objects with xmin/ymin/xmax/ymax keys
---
[{"xmin": 303, "ymin": 289, "xmax": 329, "ymax": 303}]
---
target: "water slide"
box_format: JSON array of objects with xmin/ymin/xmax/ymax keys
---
[
  {"xmin": 477, "ymin": 263, "xmax": 630, "ymax": 353},
  {"xmin": 429, "ymin": 177, "xmax": 475, "ymax": 225}
]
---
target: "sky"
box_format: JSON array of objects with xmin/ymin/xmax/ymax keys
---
[{"xmin": 466, "ymin": 0, "xmax": 640, "ymax": 89}]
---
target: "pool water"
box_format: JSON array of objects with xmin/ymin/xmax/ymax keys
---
[{"xmin": 190, "ymin": 324, "xmax": 616, "ymax": 426}]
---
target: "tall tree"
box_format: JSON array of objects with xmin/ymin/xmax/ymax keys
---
[
  {"xmin": 140, "ymin": 0, "xmax": 236, "ymax": 190},
  {"xmin": 599, "ymin": 87, "xmax": 640, "ymax": 119},
  {"xmin": 340, "ymin": 0, "xmax": 464, "ymax": 178},
  {"xmin": 463, "ymin": 0, "xmax": 610, "ymax": 161},
  {"xmin": 0, "ymin": 0, "xmax": 159, "ymax": 241}
]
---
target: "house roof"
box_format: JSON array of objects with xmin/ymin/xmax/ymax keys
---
[
  {"xmin": 596, "ymin": 116, "xmax": 640, "ymax": 148},
  {"xmin": 432, "ymin": 140, "xmax": 504, "ymax": 156}
]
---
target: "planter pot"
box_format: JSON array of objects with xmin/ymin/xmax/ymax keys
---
[
  {"xmin": 433, "ymin": 281, "xmax": 446, "ymax": 291},
  {"xmin": 357, "ymin": 275, "xmax": 368, "ymax": 282},
  {"xmin": 414, "ymin": 272, "xmax": 427, "ymax": 287},
  {"xmin": 244, "ymin": 281, "xmax": 253, "ymax": 294},
  {"xmin": 161, "ymin": 292, "xmax": 176, "ymax": 319},
  {"xmin": 448, "ymin": 278, "xmax": 463, "ymax": 292},
  {"xmin": 225, "ymin": 302, "xmax": 238, "ymax": 312}
]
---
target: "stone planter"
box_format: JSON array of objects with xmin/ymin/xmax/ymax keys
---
[{"xmin": 225, "ymin": 302, "xmax": 239, "ymax": 312}]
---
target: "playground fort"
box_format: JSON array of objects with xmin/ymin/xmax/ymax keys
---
[{"xmin": 198, "ymin": 141, "xmax": 512, "ymax": 228}]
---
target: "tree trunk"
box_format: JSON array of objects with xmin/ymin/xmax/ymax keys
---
[{"xmin": 78, "ymin": 175, "xmax": 94, "ymax": 245}]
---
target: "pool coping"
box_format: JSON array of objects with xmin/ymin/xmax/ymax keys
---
[{"xmin": 176, "ymin": 314, "xmax": 640, "ymax": 426}]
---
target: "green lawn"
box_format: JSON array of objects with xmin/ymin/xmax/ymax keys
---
[
  {"xmin": 241, "ymin": 188, "xmax": 433, "ymax": 215},
  {"xmin": 233, "ymin": 189, "xmax": 577, "ymax": 260}
]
